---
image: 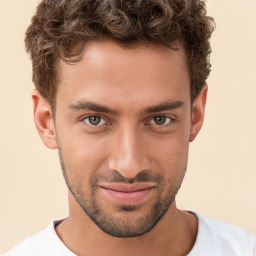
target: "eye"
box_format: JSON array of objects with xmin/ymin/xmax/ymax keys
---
[
  {"xmin": 84, "ymin": 116, "xmax": 106, "ymax": 126},
  {"xmin": 150, "ymin": 116, "xmax": 172, "ymax": 126}
]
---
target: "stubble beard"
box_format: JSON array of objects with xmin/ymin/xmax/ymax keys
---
[{"xmin": 58, "ymin": 148, "xmax": 187, "ymax": 238}]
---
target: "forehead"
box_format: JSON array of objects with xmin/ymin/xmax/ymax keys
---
[{"xmin": 56, "ymin": 40, "xmax": 190, "ymax": 110}]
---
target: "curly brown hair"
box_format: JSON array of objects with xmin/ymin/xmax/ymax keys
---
[{"xmin": 25, "ymin": 0, "xmax": 215, "ymax": 107}]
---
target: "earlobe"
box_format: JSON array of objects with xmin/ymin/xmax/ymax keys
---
[
  {"xmin": 32, "ymin": 90, "xmax": 57, "ymax": 149},
  {"xmin": 189, "ymin": 85, "xmax": 208, "ymax": 142}
]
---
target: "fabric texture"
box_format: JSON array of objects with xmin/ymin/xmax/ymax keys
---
[
  {"xmin": 253, "ymin": 234, "xmax": 256, "ymax": 256},
  {"xmin": 188, "ymin": 212, "xmax": 255, "ymax": 256},
  {"xmin": 3, "ymin": 213, "xmax": 255, "ymax": 256}
]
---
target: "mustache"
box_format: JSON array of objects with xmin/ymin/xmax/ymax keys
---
[{"xmin": 90, "ymin": 169, "xmax": 163, "ymax": 187}]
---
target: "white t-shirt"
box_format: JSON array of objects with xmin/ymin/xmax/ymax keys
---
[{"xmin": 3, "ymin": 212, "xmax": 256, "ymax": 256}]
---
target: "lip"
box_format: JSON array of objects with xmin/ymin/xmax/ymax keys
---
[{"xmin": 100, "ymin": 183, "xmax": 156, "ymax": 205}]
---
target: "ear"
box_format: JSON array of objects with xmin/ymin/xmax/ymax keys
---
[
  {"xmin": 189, "ymin": 85, "xmax": 208, "ymax": 142},
  {"xmin": 32, "ymin": 90, "xmax": 57, "ymax": 149}
]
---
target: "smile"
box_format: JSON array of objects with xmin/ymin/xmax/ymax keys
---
[{"xmin": 100, "ymin": 183, "xmax": 156, "ymax": 205}]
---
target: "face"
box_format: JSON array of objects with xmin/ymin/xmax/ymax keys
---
[{"xmin": 33, "ymin": 40, "xmax": 207, "ymax": 238}]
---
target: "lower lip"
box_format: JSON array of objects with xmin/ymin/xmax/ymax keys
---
[{"xmin": 101, "ymin": 187, "xmax": 153, "ymax": 205}]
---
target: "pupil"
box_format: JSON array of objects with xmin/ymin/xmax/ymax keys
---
[
  {"xmin": 89, "ymin": 116, "xmax": 100, "ymax": 125},
  {"xmin": 154, "ymin": 116, "xmax": 166, "ymax": 125}
]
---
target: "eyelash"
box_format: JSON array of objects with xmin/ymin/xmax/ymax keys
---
[
  {"xmin": 82, "ymin": 115, "xmax": 175, "ymax": 128},
  {"xmin": 83, "ymin": 115, "xmax": 109, "ymax": 127},
  {"xmin": 148, "ymin": 116, "xmax": 173, "ymax": 126}
]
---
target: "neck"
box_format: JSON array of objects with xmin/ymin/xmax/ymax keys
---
[{"xmin": 55, "ymin": 193, "xmax": 198, "ymax": 256}]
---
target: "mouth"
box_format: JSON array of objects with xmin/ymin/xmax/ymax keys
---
[{"xmin": 100, "ymin": 183, "xmax": 156, "ymax": 205}]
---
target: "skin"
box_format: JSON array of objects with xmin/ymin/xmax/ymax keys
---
[{"xmin": 32, "ymin": 40, "xmax": 207, "ymax": 256}]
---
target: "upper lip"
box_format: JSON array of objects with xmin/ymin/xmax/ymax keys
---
[{"xmin": 100, "ymin": 183, "xmax": 156, "ymax": 192}]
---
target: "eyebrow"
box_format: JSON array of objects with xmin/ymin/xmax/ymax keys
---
[
  {"xmin": 68, "ymin": 101, "xmax": 119, "ymax": 115},
  {"xmin": 143, "ymin": 100, "xmax": 184, "ymax": 114},
  {"xmin": 68, "ymin": 100, "xmax": 184, "ymax": 115}
]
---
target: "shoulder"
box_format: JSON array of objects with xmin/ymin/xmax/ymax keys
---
[
  {"xmin": 189, "ymin": 212, "xmax": 255, "ymax": 256},
  {"xmin": 3, "ymin": 224, "xmax": 51, "ymax": 256},
  {"xmin": 2, "ymin": 220, "xmax": 75, "ymax": 256}
]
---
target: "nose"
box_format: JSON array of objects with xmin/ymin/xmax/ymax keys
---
[{"xmin": 108, "ymin": 124, "xmax": 150, "ymax": 179}]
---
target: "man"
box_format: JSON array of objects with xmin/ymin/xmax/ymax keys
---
[{"xmin": 4, "ymin": 0, "xmax": 255, "ymax": 255}]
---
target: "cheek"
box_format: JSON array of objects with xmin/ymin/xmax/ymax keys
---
[
  {"xmin": 57, "ymin": 129, "xmax": 109, "ymax": 182},
  {"xmin": 148, "ymin": 127, "xmax": 190, "ymax": 176},
  {"xmin": 154, "ymin": 139, "xmax": 189, "ymax": 169}
]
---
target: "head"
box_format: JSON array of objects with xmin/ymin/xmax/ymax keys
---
[{"xmin": 26, "ymin": 0, "xmax": 214, "ymax": 238}]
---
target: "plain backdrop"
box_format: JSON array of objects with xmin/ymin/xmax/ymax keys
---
[{"xmin": 0, "ymin": 0, "xmax": 255, "ymax": 253}]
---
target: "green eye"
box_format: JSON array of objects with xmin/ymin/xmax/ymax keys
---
[
  {"xmin": 84, "ymin": 116, "xmax": 105, "ymax": 126},
  {"xmin": 150, "ymin": 116, "xmax": 171, "ymax": 125}
]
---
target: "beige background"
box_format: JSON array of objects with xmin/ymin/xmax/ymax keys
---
[{"xmin": 0, "ymin": 0, "xmax": 255, "ymax": 253}]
